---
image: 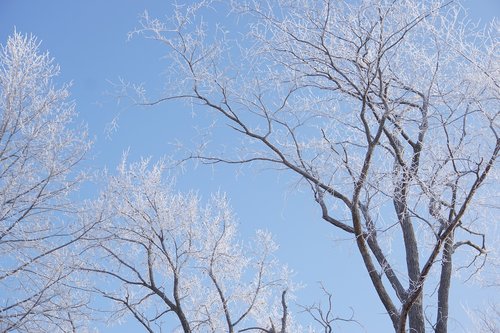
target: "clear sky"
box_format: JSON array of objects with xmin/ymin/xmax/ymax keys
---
[{"xmin": 0, "ymin": 1, "xmax": 498, "ymax": 332}]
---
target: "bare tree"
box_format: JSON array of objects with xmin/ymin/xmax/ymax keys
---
[
  {"xmin": 131, "ymin": 0, "xmax": 499, "ymax": 332},
  {"xmin": 0, "ymin": 32, "xmax": 91, "ymax": 332},
  {"xmin": 466, "ymin": 301, "xmax": 500, "ymax": 333},
  {"xmin": 81, "ymin": 158, "xmax": 293, "ymax": 333},
  {"xmin": 299, "ymin": 283, "xmax": 362, "ymax": 333}
]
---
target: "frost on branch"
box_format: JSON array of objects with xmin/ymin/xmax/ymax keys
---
[
  {"xmin": 0, "ymin": 32, "xmax": 91, "ymax": 332},
  {"xmin": 82, "ymin": 158, "xmax": 295, "ymax": 333},
  {"xmin": 131, "ymin": 1, "xmax": 499, "ymax": 332}
]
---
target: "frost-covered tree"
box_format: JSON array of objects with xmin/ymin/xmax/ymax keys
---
[
  {"xmin": 81, "ymin": 158, "xmax": 293, "ymax": 333},
  {"xmin": 0, "ymin": 32, "xmax": 91, "ymax": 332},
  {"xmin": 131, "ymin": 1, "xmax": 499, "ymax": 332}
]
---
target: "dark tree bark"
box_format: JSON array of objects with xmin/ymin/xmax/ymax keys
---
[{"xmin": 436, "ymin": 233, "xmax": 454, "ymax": 333}]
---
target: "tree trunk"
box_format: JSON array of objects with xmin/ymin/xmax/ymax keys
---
[
  {"xmin": 409, "ymin": 294, "xmax": 425, "ymax": 333},
  {"xmin": 435, "ymin": 232, "xmax": 454, "ymax": 333},
  {"xmin": 401, "ymin": 215, "xmax": 425, "ymax": 333},
  {"xmin": 394, "ymin": 179, "xmax": 425, "ymax": 333}
]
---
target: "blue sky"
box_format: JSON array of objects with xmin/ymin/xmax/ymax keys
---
[{"xmin": 0, "ymin": 1, "xmax": 498, "ymax": 332}]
